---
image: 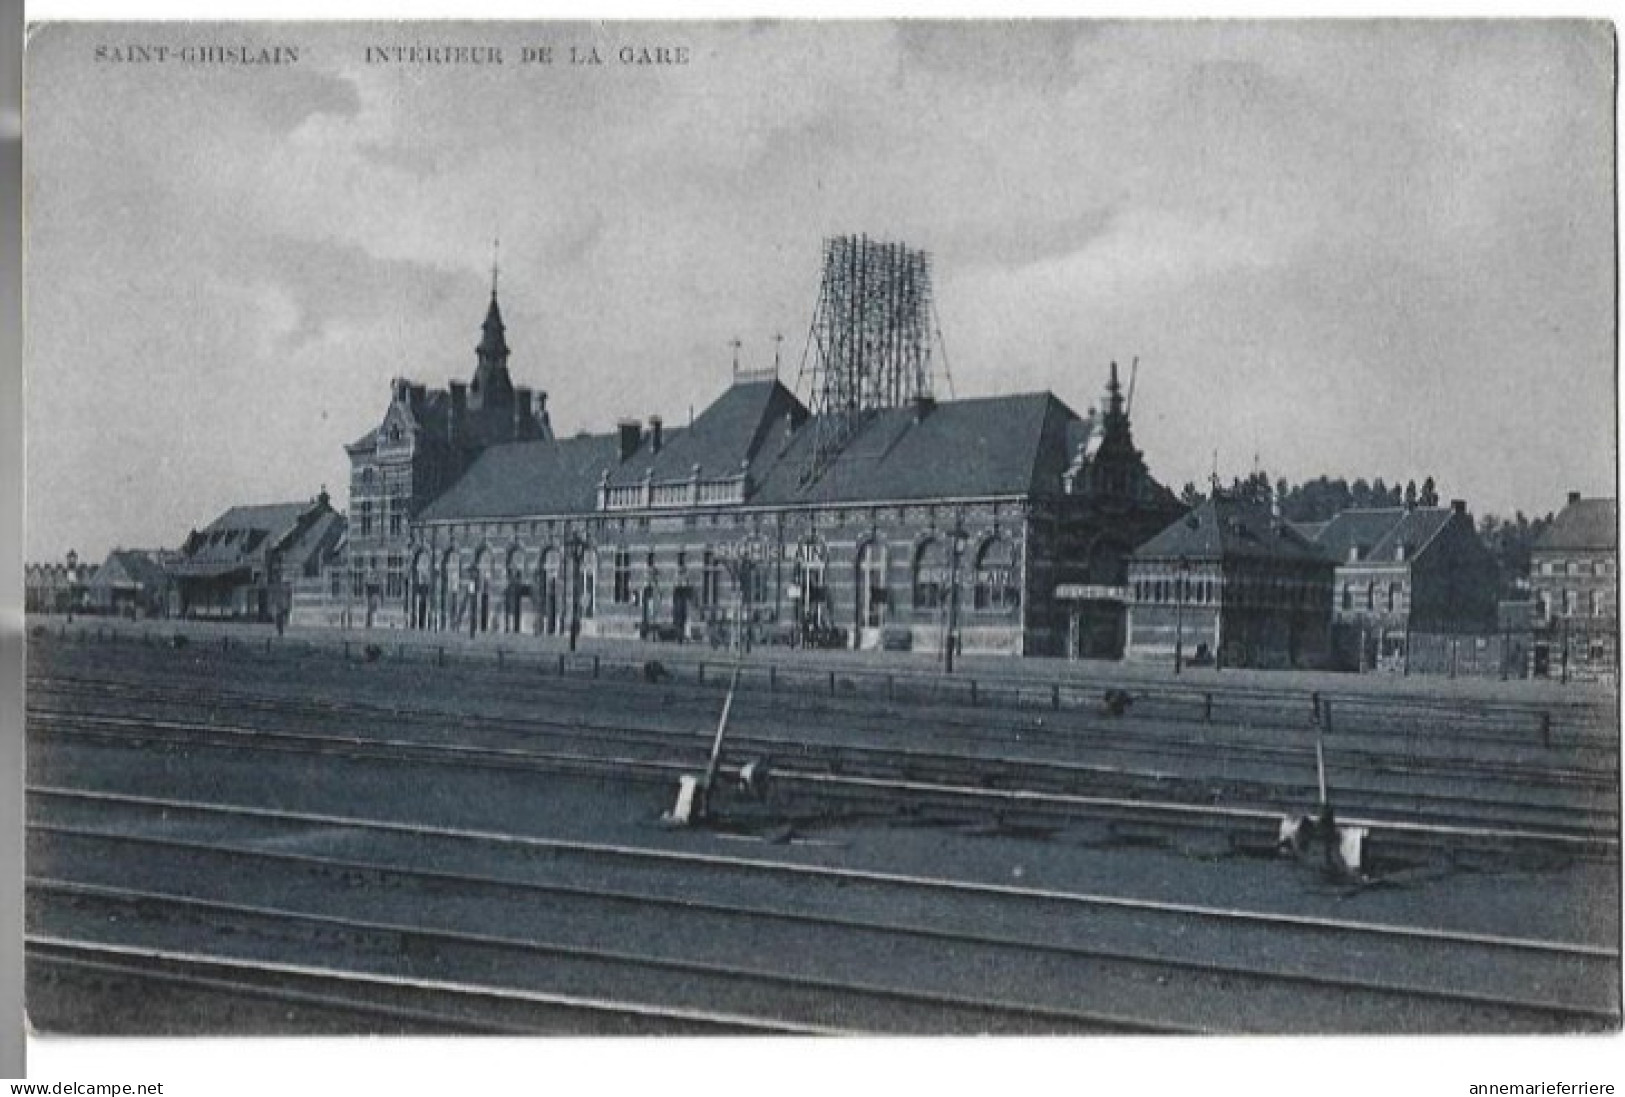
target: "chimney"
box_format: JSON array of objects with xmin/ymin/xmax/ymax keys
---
[
  {"xmin": 533, "ymin": 391, "xmax": 549, "ymax": 419},
  {"xmin": 514, "ymin": 385, "xmax": 532, "ymax": 439},
  {"xmin": 448, "ymin": 381, "xmax": 467, "ymax": 446},
  {"xmin": 648, "ymin": 415, "xmax": 663, "ymax": 455},
  {"xmin": 912, "ymin": 393, "xmax": 936, "ymax": 423},
  {"xmin": 1451, "ymin": 499, "xmax": 1466, "ymax": 516},
  {"xmin": 392, "ymin": 377, "xmax": 410, "ymax": 404},
  {"xmin": 1568, "ymin": 490, "xmax": 1582, "ymax": 506},
  {"xmin": 618, "ymin": 418, "xmax": 643, "ymax": 462}
]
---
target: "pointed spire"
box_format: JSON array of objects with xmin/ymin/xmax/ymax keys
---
[
  {"xmin": 478, "ymin": 292, "xmax": 509, "ymax": 364},
  {"xmin": 1106, "ymin": 360, "xmax": 1125, "ymax": 418},
  {"xmin": 470, "ymin": 235, "xmax": 512, "ymax": 407}
]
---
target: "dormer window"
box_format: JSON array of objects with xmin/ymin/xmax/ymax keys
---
[
  {"xmin": 1348, "ymin": 545, "xmax": 1363, "ymax": 562},
  {"xmin": 1394, "ymin": 543, "xmax": 1407, "ymax": 561}
]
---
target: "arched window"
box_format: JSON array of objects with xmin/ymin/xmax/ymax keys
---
[
  {"xmin": 1342, "ymin": 584, "xmax": 1353, "ymax": 611},
  {"xmin": 973, "ymin": 539, "xmax": 1020, "ymax": 612},
  {"xmin": 913, "ymin": 539, "xmax": 949, "ymax": 610},
  {"xmin": 1365, "ymin": 581, "xmax": 1376, "ymax": 611},
  {"xmin": 580, "ymin": 550, "xmax": 598, "ymax": 618},
  {"xmin": 857, "ymin": 540, "xmax": 888, "ymax": 628},
  {"xmin": 701, "ymin": 550, "xmax": 722, "ymax": 608}
]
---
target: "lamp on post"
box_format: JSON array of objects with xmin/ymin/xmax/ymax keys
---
[
  {"xmin": 1174, "ymin": 556, "xmax": 1190, "ymax": 675},
  {"xmin": 563, "ymin": 529, "xmax": 586, "ymax": 653},
  {"xmin": 729, "ymin": 556, "xmax": 755, "ymax": 656},
  {"xmin": 944, "ymin": 522, "xmax": 968, "ymax": 675}
]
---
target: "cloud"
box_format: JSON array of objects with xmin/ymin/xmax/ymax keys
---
[
  {"xmin": 21, "ymin": 21, "xmax": 1617, "ymax": 561},
  {"xmin": 894, "ymin": 20, "xmax": 1098, "ymax": 90},
  {"xmin": 247, "ymin": 69, "xmax": 362, "ymax": 133}
]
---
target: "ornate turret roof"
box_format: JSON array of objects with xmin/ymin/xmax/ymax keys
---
[{"xmin": 470, "ymin": 278, "xmax": 514, "ymax": 409}]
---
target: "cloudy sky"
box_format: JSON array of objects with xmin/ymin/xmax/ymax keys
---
[{"xmin": 24, "ymin": 20, "xmax": 1615, "ymax": 560}]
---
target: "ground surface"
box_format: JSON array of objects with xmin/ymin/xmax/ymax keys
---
[{"xmin": 21, "ymin": 622, "xmax": 1623, "ymax": 1035}]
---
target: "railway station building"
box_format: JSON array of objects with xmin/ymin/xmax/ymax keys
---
[{"xmin": 310, "ymin": 241, "xmax": 1184, "ymax": 658}]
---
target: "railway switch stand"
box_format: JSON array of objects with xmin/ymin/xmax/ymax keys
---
[{"xmin": 739, "ymin": 758, "xmax": 771, "ymax": 799}]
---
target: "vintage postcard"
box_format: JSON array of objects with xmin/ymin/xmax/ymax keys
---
[{"xmin": 16, "ymin": 15, "xmax": 1621, "ymax": 1090}]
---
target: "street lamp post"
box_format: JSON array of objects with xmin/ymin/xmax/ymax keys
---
[
  {"xmin": 727, "ymin": 558, "xmax": 755, "ymax": 656},
  {"xmin": 1174, "ymin": 556, "xmax": 1190, "ymax": 675},
  {"xmin": 563, "ymin": 529, "xmax": 585, "ymax": 653},
  {"xmin": 944, "ymin": 524, "xmax": 967, "ymax": 675}
]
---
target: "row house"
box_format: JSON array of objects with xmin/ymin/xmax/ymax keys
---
[
  {"xmin": 1311, "ymin": 501, "xmax": 1499, "ymax": 672},
  {"xmin": 1529, "ymin": 492, "xmax": 1617, "ymax": 680}
]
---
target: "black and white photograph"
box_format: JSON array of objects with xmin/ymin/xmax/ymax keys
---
[{"xmin": 12, "ymin": 11, "xmax": 1622, "ymax": 1091}]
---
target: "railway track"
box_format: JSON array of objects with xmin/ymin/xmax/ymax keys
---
[
  {"xmin": 27, "ymin": 788, "xmax": 1622, "ymax": 1033},
  {"xmin": 28, "ymin": 627, "xmax": 1615, "ymax": 747},
  {"xmin": 27, "ymin": 881, "xmax": 1182, "ymax": 1036},
  {"xmin": 29, "ymin": 671, "xmax": 1620, "ymax": 795},
  {"xmin": 25, "ymin": 937, "xmax": 849, "ymax": 1035},
  {"xmin": 27, "ymin": 699, "xmax": 1621, "ymax": 857}
]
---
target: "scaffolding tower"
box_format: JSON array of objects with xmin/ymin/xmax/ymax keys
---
[{"xmin": 795, "ymin": 235, "xmax": 945, "ymax": 486}]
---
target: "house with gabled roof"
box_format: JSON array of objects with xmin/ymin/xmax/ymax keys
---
[
  {"xmin": 1126, "ymin": 494, "xmax": 1336, "ymax": 670},
  {"xmin": 86, "ymin": 548, "xmax": 177, "ymax": 617},
  {"xmin": 1529, "ymin": 492, "xmax": 1617, "ymax": 680},
  {"xmin": 173, "ymin": 493, "xmax": 344, "ymax": 621},
  {"xmin": 1312, "ymin": 500, "xmax": 1498, "ymax": 672}
]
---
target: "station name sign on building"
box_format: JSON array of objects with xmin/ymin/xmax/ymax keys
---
[
  {"xmin": 713, "ymin": 539, "xmax": 829, "ymax": 565},
  {"xmin": 1055, "ymin": 583, "xmax": 1128, "ymax": 602}
]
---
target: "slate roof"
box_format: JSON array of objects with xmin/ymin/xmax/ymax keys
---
[
  {"xmin": 607, "ymin": 380, "xmax": 806, "ymax": 487},
  {"xmin": 90, "ymin": 549, "xmax": 172, "ymax": 590},
  {"xmin": 282, "ymin": 510, "xmax": 347, "ymax": 573},
  {"xmin": 1135, "ymin": 497, "xmax": 1327, "ymax": 563},
  {"xmin": 417, "ymin": 433, "xmax": 624, "ymax": 521},
  {"xmin": 1536, "ymin": 497, "xmax": 1617, "ymax": 553},
  {"xmin": 175, "ymin": 500, "xmax": 323, "ymax": 579},
  {"xmin": 749, "ymin": 392, "xmax": 1076, "ymax": 506},
  {"xmin": 1313, "ymin": 507, "xmax": 1456, "ymax": 565},
  {"xmin": 420, "ymin": 384, "xmax": 1103, "ymax": 521}
]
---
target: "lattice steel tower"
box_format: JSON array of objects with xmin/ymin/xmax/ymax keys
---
[{"xmin": 795, "ymin": 235, "xmax": 949, "ymax": 485}]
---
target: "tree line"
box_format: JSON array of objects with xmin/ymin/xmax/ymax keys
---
[{"xmin": 1176, "ymin": 472, "xmax": 1554, "ymax": 595}]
